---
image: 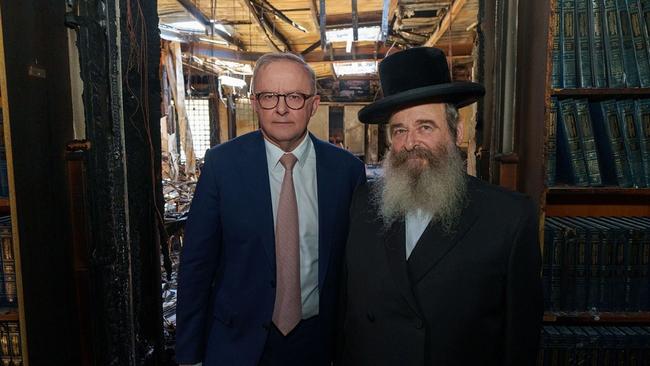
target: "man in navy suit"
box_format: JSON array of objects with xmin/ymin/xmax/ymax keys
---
[{"xmin": 176, "ymin": 52, "xmax": 366, "ymax": 366}]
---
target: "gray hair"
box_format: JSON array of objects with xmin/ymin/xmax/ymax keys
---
[
  {"xmin": 445, "ymin": 103, "xmax": 460, "ymax": 142},
  {"xmin": 251, "ymin": 52, "xmax": 317, "ymax": 94}
]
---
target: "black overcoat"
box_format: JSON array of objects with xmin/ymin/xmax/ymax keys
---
[{"xmin": 339, "ymin": 176, "xmax": 543, "ymax": 366}]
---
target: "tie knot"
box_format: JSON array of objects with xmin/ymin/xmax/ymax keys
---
[{"xmin": 279, "ymin": 153, "xmax": 298, "ymax": 171}]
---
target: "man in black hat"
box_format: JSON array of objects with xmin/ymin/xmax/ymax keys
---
[{"xmin": 338, "ymin": 47, "xmax": 543, "ymax": 366}]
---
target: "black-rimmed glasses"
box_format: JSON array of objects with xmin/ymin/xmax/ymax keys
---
[{"xmin": 254, "ymin": 92, "xmax": 314, "ymax": 110}]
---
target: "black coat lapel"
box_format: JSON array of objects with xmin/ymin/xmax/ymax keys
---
[
  {"xmin": 384, "ymin": 220, "xmax": 422, "ymax": 316},
  {"xmin": 407, "ymin": 195, "xmax": 479, "ymax": 284}
]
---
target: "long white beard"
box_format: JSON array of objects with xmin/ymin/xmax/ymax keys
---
[{"xmin": 373, "ymin": 142, "xmax": 468, "ymax": 233}]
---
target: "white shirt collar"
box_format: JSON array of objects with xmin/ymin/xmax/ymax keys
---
[{"xmin": 264, "ymin": 133, "xmax": 312, "ymax": 170}]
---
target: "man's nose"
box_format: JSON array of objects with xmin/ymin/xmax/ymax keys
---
[
  {"xmin": 274, "ymin": 96, "xmax": 289, "ymax": 115},
  {"xmin": 404, "ymin": 130, "xmax": 418, "ymax": 151}
]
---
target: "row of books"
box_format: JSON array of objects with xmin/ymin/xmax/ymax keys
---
[
  {"xmin": 544, "ymin": 217, "xmax": 650, "ymax": 312},
  {"xmin": 539, "ymin": 325, "xmax": 650, "ymax": 365},
  {"xmin": 0, "ymin": 321, "xmax": 21, "ymax": 366},
  {"xmin": 0, "ymin": 218, "xmax": 16, "ymax": 308},
  {"xmin": 551, "ymin": 0, "xmax": 650, "ymax": 88},
  {"xmin": 547, "ymin": 98, "xmax": 650, "ymax": 187}
]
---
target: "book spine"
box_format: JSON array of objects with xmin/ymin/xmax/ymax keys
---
[
  {"xmin": 618, "ymin": 0, "xmax": 642, "ymax": 86},
  {"xmin": 553, "ymin": 0, "xmax": 565, "ymax": 88},
  {"xmin": 547, "ymin": 98, "xmax": 559, "ymax": 186},
  {"xmin": 635, "ymin": 99, "xmax": 650, "ymax": 187},
  {"xmin": 575, "ymin": 226, "xmax": 588, "ymax": 310},
  {"xmin": 628, "ymin": 0, "xmax": 650, "ymax": 86},
  {"xmin": 604, "ymin": 100, "xmax": 634, "ymax": 186},
  {"xmin": 641, "ymin": 0, "xmax": 650, "ymax": 83},
  {"xmin": 614, "ymin": 229, "xmax": 627, "ymax": 310},
  {"xmin": 601, "ymin": 226, "xmax": 614, "ymax": 311},
  {"xmin": 604, "ymin": 0, "xmax": 628, "ymax": 86},
  {"xmin": 617, "ymin": 100, "xmax": 646, "ymax": 187},
  {"xmin": 577, "ymin": 0, "xmax": 595, "ymax": 86},
  {"xmin": 543, "ymin": 221, "xmax": 555, "ymax": 310},
  {"xmin": 642, "ymin": 228, "xmax": 650, "ymax": 309},
  {"xmin": 559, "ymin": 99, "xmax": 590, "ymax": 186},
  {"xmin": 576, "ymin": 99, "xmax": 604, "ymax": 185},
  {"xmin": 629, "ymin": 226, "xmax": 642, "ymax": 310},
  {"xmin": 587, "ymin": 229, "xmax": 601, "ymax": 309},
  {"xmin": 564, "ymin": 0, "xmax": 579, "ymax": 88},
  {"xmin": 592, "ymin": 0, "xmax": 609, "ymax": 87}
]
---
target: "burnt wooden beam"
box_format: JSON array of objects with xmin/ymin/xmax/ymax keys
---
[
  {"xmin": 301, "ymin": 40, "xmax": 322, "ymax": 55},
  {"xmin": 305, "ymin": 44, "xmax": 394, "ymax": 63},
  {"xmin": 176, "ymin": 0, "xmax": 245, "ymax": 50},
  {"xmin": 424, "ymin": 0, "xmax": 468, "ymax": 47},
  {"xmin": 236, "ymin": 0, "xmax": 288, "ymax": 52},
  {"xmin": 309, "ymin": 0, "xmax": 320, "ymax": 33},
  {"xmin": 184, "ymin": 43, "xmax": 262, "ymax": 63},
  {"xmin": 326, "ymin": 10, "xmax": 382, "ymax": 27},
  {"xmin": 319, "ymin": 0, "xmax": 327, "ymax": 50},
  {"xmin": 352, "ymin": 0, "xmax": 359, "ymax": 41},
  {"xmin": 187, "ymin": 43, "xmax": 413, "ymax": 65},
  {"xmin": 256, "ymin": 0, "xmax": 308, "ymax": 32}
]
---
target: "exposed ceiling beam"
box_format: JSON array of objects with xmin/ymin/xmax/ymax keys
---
[
  {"xmin": 187, "ymin": 43, "xmax": 402, "ymax": 66},
  {"xmin": 326, "ymin": 11, "xmax": 383, "ymax": 28},
  {"xmin": 308, "ymin": 0, "xmax": 320, "ymax": 33},
  {"xmin": 176, "ymin": 0, "xmax": 245, "ymax": 50},
  {"xmin": 433, "ymin": 41, "xmax": 474, "ymax": 56},
  {"xmin": 305, "ymin": 44, "xmax": 393, "ymax": 63},
  {"xmin": 184, "ymin": 43, "xmax": 262, "ymax": 63},
  {"xmin": 352, "ymin": 0, "xmax": 359, "ymax": 41},
  {"xmin": 319, "ymin": 0, "xmax": 327, "ymax": 50},
  {"xmin": 424, "ymin": 0, "xmax": 468, "ymax": 47},
  {"xmin": 235, "ymin": 0, "xmax": 288, "ymax": 52},
  {"xmin": 388, "ymin": 0, "xmax": 399, "ymax": 21},
  {"xmin": 301, "ymin": 40, "xmax": 322, "ymax": 55},
  {"xmin": 255, "ymin": 0, "xmax": 308, "ymax": 32}
]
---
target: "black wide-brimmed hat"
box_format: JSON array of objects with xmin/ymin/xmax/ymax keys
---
[{"xmin": 358, "ymin": 47, "xmax": 485, "ymax": 124}]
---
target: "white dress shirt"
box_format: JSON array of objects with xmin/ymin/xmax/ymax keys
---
[
  {"xmin": 265, "ymin": 135, "xmax": 320, "ymax": 319},
  {"xmin": 405, "ymin": 209, "xmax": 432, "ymax": 259}
]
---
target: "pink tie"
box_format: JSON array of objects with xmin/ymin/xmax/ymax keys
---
[{"xmin": 272, "ymin": 153, "xmax": 301, "ymax": 335}]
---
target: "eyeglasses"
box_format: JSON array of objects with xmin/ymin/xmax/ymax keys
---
[{"xmin": 254, "ymin": 92, "xmax": 314, "ymax": 110}]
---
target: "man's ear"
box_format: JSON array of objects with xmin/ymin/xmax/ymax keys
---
[
  {"xmin": 455, "ymin": 117, "xmax": 465, "ymax": 146},
  {"xmin": 251, "ymin": 94, "xmax": 259, "ymax": 113},
  {"xmin": 309, "ymin": 95, "xmax": 321, "ymax": 117}
]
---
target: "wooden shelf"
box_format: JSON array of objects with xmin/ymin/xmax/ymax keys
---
[
  {"xmin": 0, "ymin": 197, "xmax": 8, "ymax": 215},
  {"xmin": 552, "ymin": 88, "xmax": 650, "ymax": 98},
  {"xmin": 547, "ymin": 187, "xmax": 650, "ymax": 196},
  {"xmin": 544, "ymin": 311, "xmax": 650, "ymax": 324},
  {"xmin": 545, "ymin": 187, "xmax": 650, "ymax": 216},
  {"xmin": 0, "ymin": 308, "xmax": 18, "ymax": 322}
]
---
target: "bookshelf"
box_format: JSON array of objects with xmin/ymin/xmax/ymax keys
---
[
  {"xmin": 520, "ymin": 0, "xmax": 650, "ymax": 365},
  {"xmin": 515, "ymin": 0, "xmax": 650, "ymax": 363},
  {"xmin": 0, "ymin": 6, "xmax": 27, "ymax": 366}
]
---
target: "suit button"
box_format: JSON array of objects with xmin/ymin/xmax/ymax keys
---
[
  {"xmin": 262, "ymin": 322, "xmax": 271, "ymax": 330},
  {"xmin": 270, "ymin": 280, "xmax": 276, "ymax": 288},
  {"xmin": 415, "ymin": 319, "xmax": 424, "ymax": 329},
  {"xmin": 366, "ymin": 312, "xmax": 375, "ymax": 322}
]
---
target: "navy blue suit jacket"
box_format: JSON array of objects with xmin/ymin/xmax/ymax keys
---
[{"xmin": 176, "ymin": 131, "xmax": 366, "ymax": 365}]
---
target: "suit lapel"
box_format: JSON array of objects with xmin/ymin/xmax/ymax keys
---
[
  {"xmin": 407, "ymin": 191, "xmax": 479, "ymax": 284},
  {"xmin": 237, "ymin": 131, "xmax": 276, "ymax": 272},
  {"xmin": 384, "ymin": 219, "xmax": 422, "ymax": 316},
  {"xmin": 312, "ymin": 135, "xmax": 341, "ymax": 288}
]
